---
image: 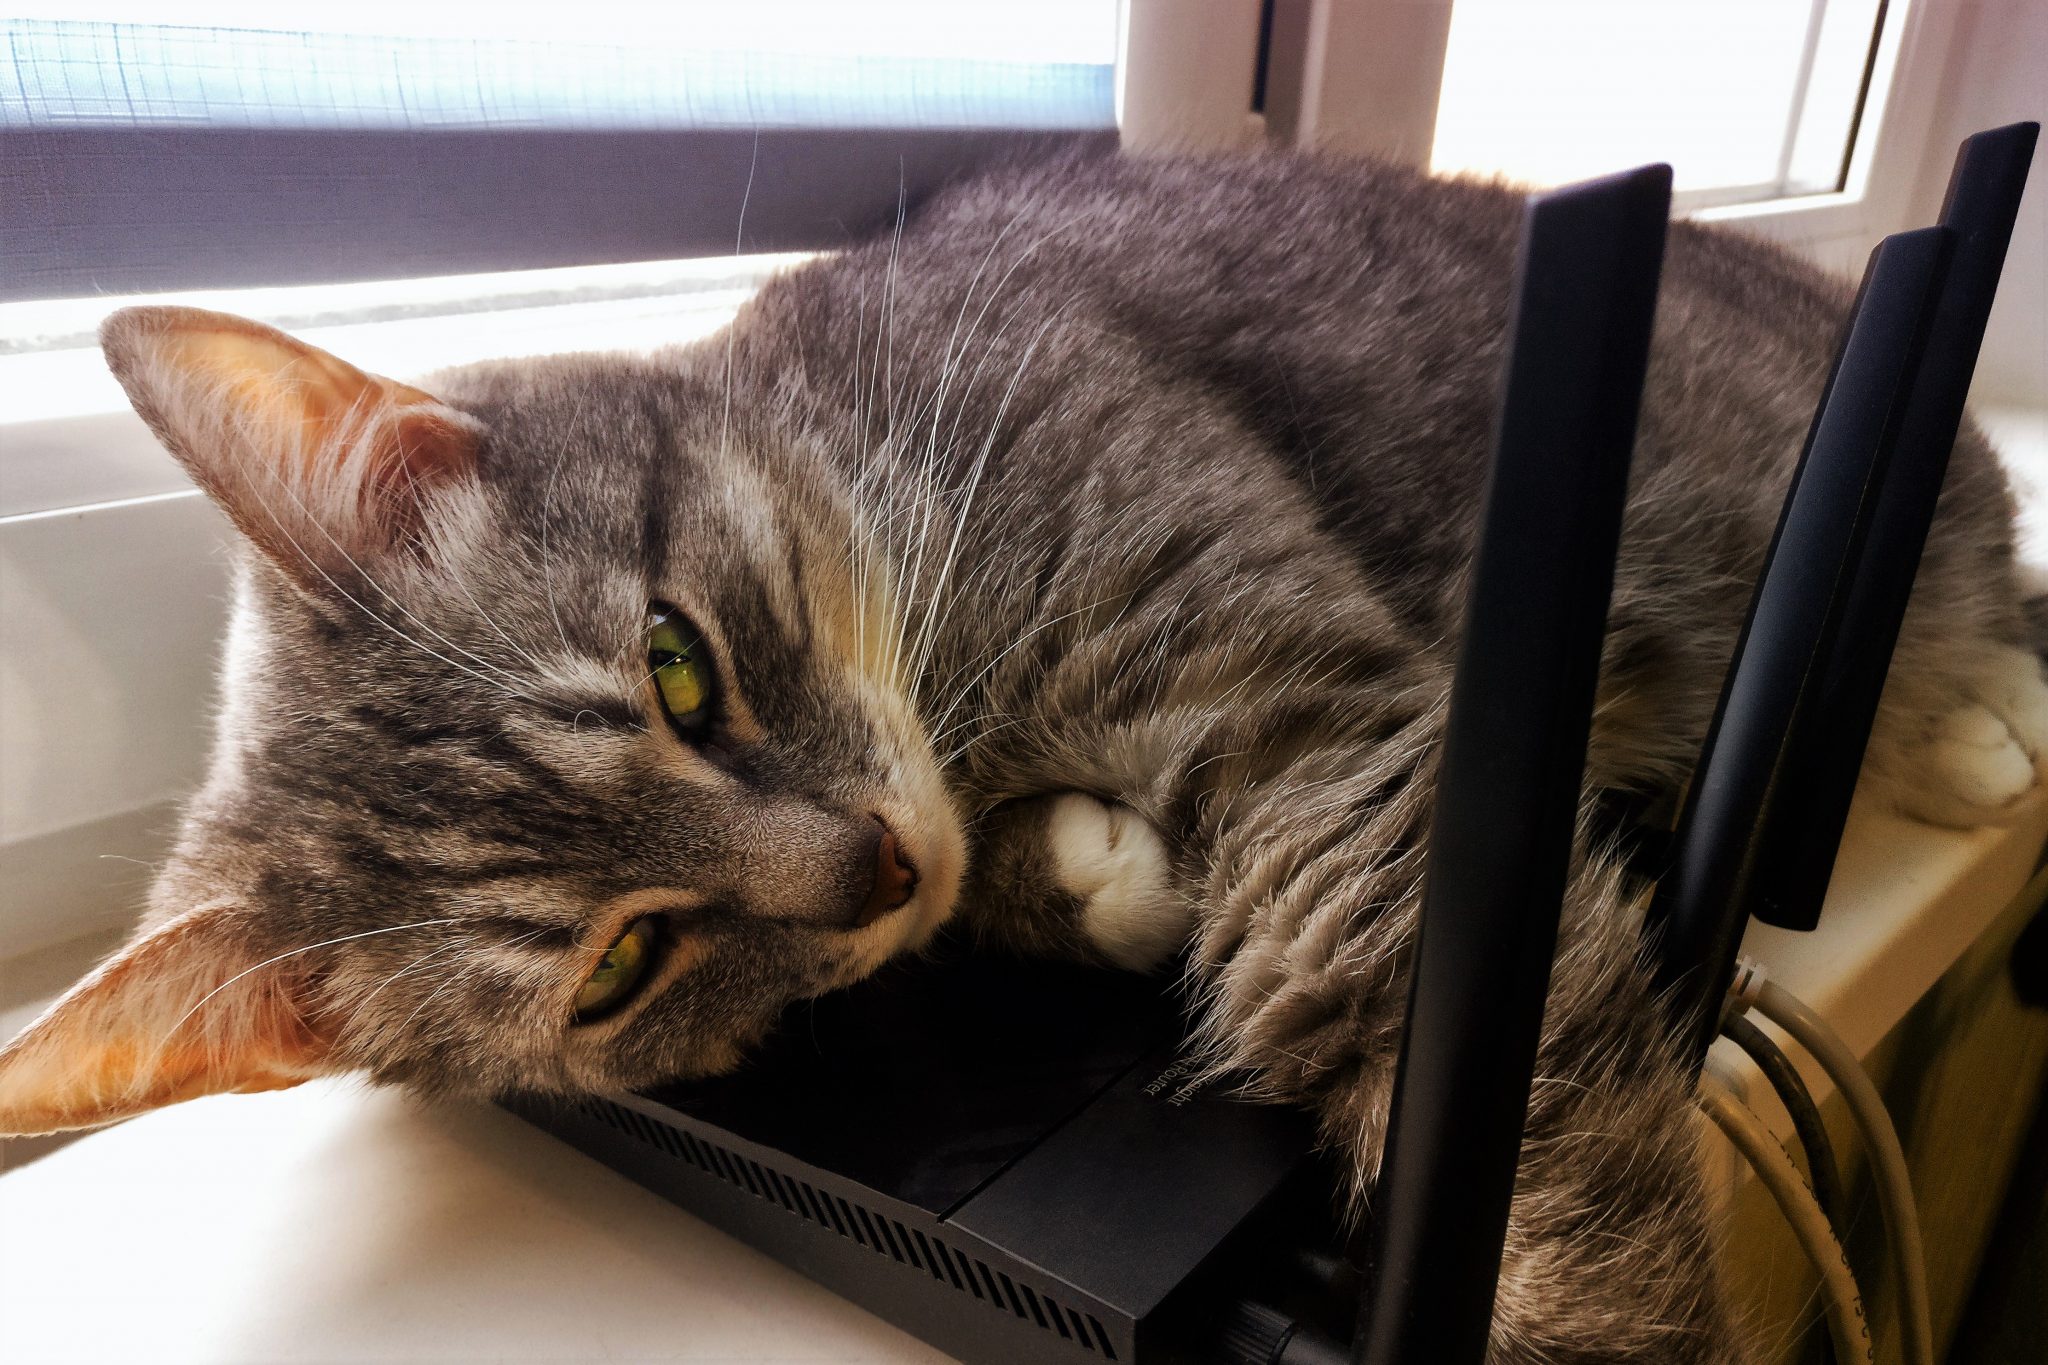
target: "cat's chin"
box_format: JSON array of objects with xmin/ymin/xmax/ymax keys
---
[{"xmin": 829, "ymin": 870, "xmax": 960, "ymax": 989}]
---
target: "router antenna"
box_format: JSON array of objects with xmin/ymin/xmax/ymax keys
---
[
  {"xmin": 1739, "ymin": 122, "xmax": 2038, "ymax": 935},
  {"xmin": 1642, "ymin": 223, "xmax": 1953, "ymax": 1071},
  {"xmin": 1354, "ymin": 163, "xmax": 1669, "ymax": 1365},
  {"xmin": 1646, "ymin": 127, "xmax": 2035, "ymax": 1057}
]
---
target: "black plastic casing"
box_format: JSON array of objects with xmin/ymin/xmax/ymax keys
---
[
  {"xmin": 1644, "ymin": 225, "xmax": 1955, "ymax": 1064},
  {"xmin": 505, "ymin": 952, "xmax": 1323, "ymax": 1365},
  {"xmin": 1743, "ymin": 121, "xmax": 2039, "ymax": 932}
]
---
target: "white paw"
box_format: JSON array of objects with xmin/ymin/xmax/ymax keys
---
[
  {"xmin": 1971, "ymin": 646, "xmax": 2048, "ymax": 763},
  {"xmin": 1044, "ymin": 793, "xmax": 1188, "ymax": 971},
  {"xmin": 1896, "ymin": 648, "xmax": 2048, "ymax": 828}
]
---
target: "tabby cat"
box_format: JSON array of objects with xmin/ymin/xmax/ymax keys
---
[{"xmin": 5, "ymin": 149, "xmax": 2044, "ymax": 1362}]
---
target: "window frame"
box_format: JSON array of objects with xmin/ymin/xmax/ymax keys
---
[{"xmin": 1120, "ymin": 0, "xmax": 1968, "ymax": 267}]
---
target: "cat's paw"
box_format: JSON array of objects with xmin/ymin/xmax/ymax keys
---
[
  {"xmin": 1970, "ymin": 646, "xmax": 2048, "ymax": 762},
  {"xmin": 1897, "ymin": 650, "xmax": 2048, "ymax": 827},
  {"xmin": 1905, "ymin": 705, "xmax": 2035, "ymax": 826},
  {"xmin": 1044, "ymin": 793, "xmax": 1188, "ymax": 970}
]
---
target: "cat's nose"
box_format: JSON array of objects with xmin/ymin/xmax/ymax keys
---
[{"xmin": 854, "ymin": 814, "xmax": 919, "ymax": 928}]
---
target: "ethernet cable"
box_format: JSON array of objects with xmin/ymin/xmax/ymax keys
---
[
  {"xmin": 1698, "ymin": 1065, "xmax": 1872, "ymax": 1364},
  {"xmin": 1721, "ymin": 1010, "xmax": 1846, "ymax": 1229},
  {"xmin": 1729, "ymin": 961, "xmax": 1933, "ymax": 1365}
]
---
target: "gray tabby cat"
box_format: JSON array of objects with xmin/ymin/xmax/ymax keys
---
[{"xmin": 5, "ymin": 149, "xmax": 2044, "ymax": 1362}]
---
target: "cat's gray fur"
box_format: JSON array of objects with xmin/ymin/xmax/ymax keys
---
[{"xmin": 19, "ymin": 148, "xmax": 2044, "ymax": 1360}]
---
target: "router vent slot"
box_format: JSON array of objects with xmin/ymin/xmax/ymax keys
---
[{"xmin": 576, "ymin": 1097, "xmax": 1117, "ymax": 1359}]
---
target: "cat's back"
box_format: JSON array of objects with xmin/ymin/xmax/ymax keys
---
[{"xmin": 737, "ymin": 149, "xmax": 2014, "ymax": 637}]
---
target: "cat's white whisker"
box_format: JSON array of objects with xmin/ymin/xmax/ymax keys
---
[
  {"xmin": 391, "ymin": 966, "xmax": 472, "ymax": 1037},
  {"xmin": 917, "ymin": 203, "xmax": 1038, "ymax": 459},
  {"xmin": 247, "ymin": 471, "xmax": 541, "ymax": 706},
  {"xmin": 538, "ymin": 448, "xmax": 576, "ymax": 656},
  {"xmin": 160, "ymin": 917, "xmax": 462, "ymax": 1045},
  {"xmin": 882, "ymin": 165, "xmax": 908, "ymax": 456},
  {"xmin": 334, "ymin": 933, "xmax": 485, "ymax": 1039},
  {"xmin": 897, "ymin": 225, "xmax": 1073, "ymax": 695},
  {"xmin": 929, "ymin": 209, "xmax": 1098, "ymax": 466},
  {"xmin": 909, "ymin": 304, "xmax": 1082, "ymax": 692},
  {"xmin": 719, "ymin": 128, "xmax": 761, "ymax": 461},
  {"xmin": 443, "ymin": 546, "xmax": 555, "ymax": 682},
  {"xmin": 926, "ymin": 586, "xmax": 1129, "ymax": 743},
  {"xmin": 243, "ymin": 403, "xmax": 542, "ymax": 698}
]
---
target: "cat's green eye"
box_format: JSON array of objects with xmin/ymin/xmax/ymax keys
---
[
  {"xmin": 573, "ymin": 917, "xmax": 659, "ymax": 1022},
  {"xmin": 647, "ymin": 608, "xmax": 713, "ymax": 732}
]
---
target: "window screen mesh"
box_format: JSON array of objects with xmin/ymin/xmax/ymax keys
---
[
  {"xmin": 2, "ymin": 18, "xmax": 1114, "ymax": 131},
  {"xmin": 1, "ymin": 10, "xmax": 1118, "ymax": 300}
]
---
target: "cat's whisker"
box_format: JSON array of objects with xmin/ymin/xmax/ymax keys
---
[
  {"xmin": 719, "ymin": 128, "xmax": 760, "ymax": 460},
  {"xmin": 443, "ymin": 547, "xmax": 555, "ymax": 682},
  {"xmin": 925, "ymin": 586, "xmax": 1129, "ymax": 742},
  {"xmin": 927, "ymin": 704, "xmax": 1014, "ymax": 752},
  {"xmin": 910, "ymin": 289, "xmax": 1086, "ymax": 622},
  {"xmin": 849, "ymin": 286, "xmax": 893, "ymax": 685},
  {"xmin": 244, "ymin": 412, "xmax": 542, "ymax": 697},
  {"xmin": 538, "ymin": 449, "xmax": 575, "ymax": 656},
  {"xmin": 95, "ymin": 853, "xmax": 162, "ymax": 870},
  {"xmin": 928, "ymin": 209, "xmax": 1099, "ymax": 467},
  {"xmin": 915, "ymin": 202, "xmax": 1038, "ymax": 474},
  {"xmin": 333, "ymin": 932, "xmax": 484, "ymax": 1039},
  {"xmin": 245, "ymin": 470, "xmax": 541, "ymax": 706},
  {"xmin": 854, "ymin": 544, "xmax": 873, "ymax": 685},
  {"xmin": 908, "ymin": 307, "xmax": 1079, "ymax": 691},
  {"xmin": 391, "ymin": 965, "xmax": 472, "ymax": 1037},
  {"xmin": 160, "ymin": 917, "xmax": 462, "ymax": 1045},
  {"xmin": 892, "ymin": 252, "xmax": 1056, "ymax": 687},
  {"xmin": 384, "ymin": 929, "xmax": 566, "ymax": 1041},
  {"xmin": 939, "ymin": 713, "xmax": 1030, "ymax": 767},
  {"xmin": 882, "ymin": 165, "xmax": 907, "ymax": 460}
]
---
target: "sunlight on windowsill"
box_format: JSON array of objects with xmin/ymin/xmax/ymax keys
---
[{"xmin": 0, "ymin": 254, "xmax": 809, "ymax": 427}]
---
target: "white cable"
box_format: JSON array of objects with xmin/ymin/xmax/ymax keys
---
[
  {"xmin": 1698, "ymin": 1067, "xmax": 1873, "ymax": 1364},
  {"xmin": 1748, "ymin": 972, "xmax": 1933, "ymax": 1365}
]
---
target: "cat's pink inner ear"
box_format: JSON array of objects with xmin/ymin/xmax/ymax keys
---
[
  {"xmin": 0, "ymin": 908, "xmax": 335, "ymax": 1137},
  {"xmin": 98, "ymin": 305, "xmax": 480, "ymax": 582}
]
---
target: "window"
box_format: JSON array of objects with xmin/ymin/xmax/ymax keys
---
[
  {"xmin": 1157, "ymin": 0, "xmax": 1942, "ymax": 240},
  {"xmin": 3, "ymin": 2, "xmax": 1117, "ymax": 131},
  {"xmin": 1429, "ymin": 0, "xmax": 1892, "ymax": 209},
  {"xmin": 1, "ymin": 3, "xmax": 1119, "ymax": 299}
]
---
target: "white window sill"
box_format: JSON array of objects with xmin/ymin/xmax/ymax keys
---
[{"xmin": 1, "ymin": 256, "xmax": 801, "ymax": 520}]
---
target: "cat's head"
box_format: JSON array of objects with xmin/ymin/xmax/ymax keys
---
[{"xmin": 0, "ymin": 306, "xmax": 966, "ymax": 1135}]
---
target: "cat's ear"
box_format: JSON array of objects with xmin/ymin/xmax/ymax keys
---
[
  {"xmin": 99, "ymin": 305, "xmax": 483, "ymax": 591},
  {"xmin": 0, "ymin": 905, "xmax": 334, "ymax": 1136}
]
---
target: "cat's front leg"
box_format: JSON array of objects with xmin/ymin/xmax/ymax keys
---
[
  {"xmin": 957, "ymin": 793, "xmax": 1190, "ymax": 969},
  {"xmin": 1169, "ymin": 729, "xmax": 1746, "ymax": 1364},
  {"xmin": 1301, "ymin": 855, "xmax": 1743, "ymax": 1365}
]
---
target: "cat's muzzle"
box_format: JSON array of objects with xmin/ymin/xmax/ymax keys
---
[{"xmin": 855, "ymin": 814, "xmax": 920, "ymax": 928}]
